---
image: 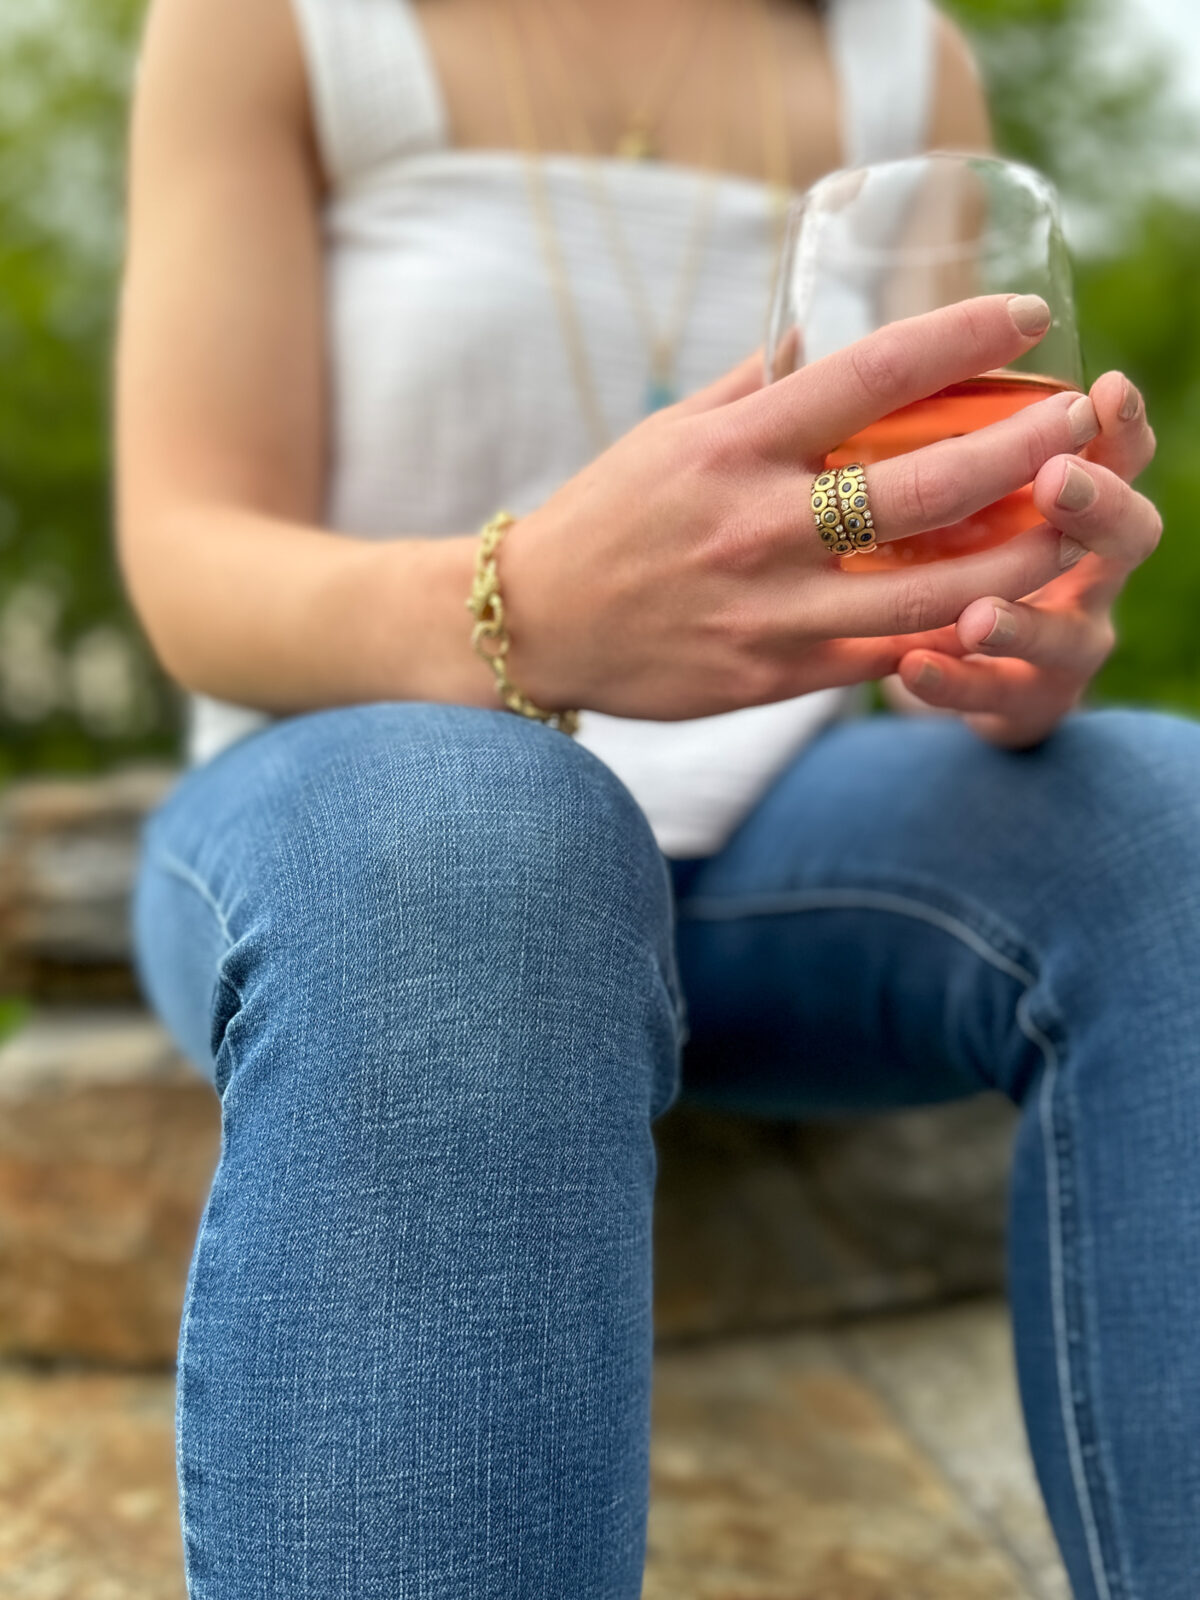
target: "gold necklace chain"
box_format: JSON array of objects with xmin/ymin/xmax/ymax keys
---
[
  {"xmin": 747, "ymin": 0, "xmax": 793, "ymax": 311},
  {"xmin": 491, "ymin": 0, "xmax": 794, "ymax": 451},
  {"xmin": 491, "ymin": 0, "xmax": 613, "ymax": 451},
  {"xmin": 522, "ymin": 0, "xmax": 725, "ymax": 411},
  {"xmin": 547, "ymin": 0, "xmax": 713, "ymax": 161}
]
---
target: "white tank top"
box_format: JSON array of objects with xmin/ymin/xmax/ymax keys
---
[{"xmin": 188, "ymin": 0, "xmax": 936, "ymax": 857}]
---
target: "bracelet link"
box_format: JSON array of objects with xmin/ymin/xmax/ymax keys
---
[{"xmin": 466, "ymin": 511, "xmax": 580, "ymax": 736}]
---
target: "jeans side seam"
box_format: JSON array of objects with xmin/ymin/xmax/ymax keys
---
[
  {"xmin": 148, "ymin": 847, "xmax": 246, "ymax": 1078},
  {"xmin": 175, "ymin": 1206, "xmax": 207, "ymax": 1599},
  {"xmin": 677, "ymin": 883, "xmax": 1126, "ymax": 1600},
  {"xmin": 1026, "ymin": 1000, "xmax": 1124, "ymax": 1600},
  {"xmin": 146, "ymin": 846, "xmax": 236, "ymax": 1592},
  {"xmin": 174, "ymin": 1041, "xmax": 235, "ymax": 1600},
  {"xmin": 677, "ymin": 887, "xmax": 1039, "ymax": 986},
  {"xmin": 149, "ymin": 847, "xmax": 237, "ymax": 954}
]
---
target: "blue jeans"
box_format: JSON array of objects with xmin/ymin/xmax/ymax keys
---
[{"xmin": 133, "ymin": 701, "xmax": 1200, "ymax": 1600}]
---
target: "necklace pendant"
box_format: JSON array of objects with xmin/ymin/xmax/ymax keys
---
[
  {"xmin": 617, "ymin": 123, "xmax": 656, "ymax": 162},
  {"xmin": 646, "ymin": 345, "xmax": 678, "ymax": 413},
  {"xmin": 645, "ymin": 375, "xmax": 678, "ymax": 413}
]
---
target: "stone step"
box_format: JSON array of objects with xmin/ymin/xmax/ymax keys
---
[
  {"xmin": 0, "ymin": 768, "xmax": 175, "ymax": 1003},
  {"xmin": 0, "ymin": 1299, "xmax": 1066, "ymax": 1599},
  {"xmin": 654, "ymin": 1094, "xmax": 1012, "ymax": 1338},
  {"xmin": 0, "ymin": 1010, "xmax": 219, "ymax": 1367},
  {"xmin": 0, "ymin": 1008, "xmax": 1014, "ymax": 1365}
]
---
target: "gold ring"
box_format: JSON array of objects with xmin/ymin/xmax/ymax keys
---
[{"xmin": 812, "ymin": 463, "xmax": 877, "ymax": 556}]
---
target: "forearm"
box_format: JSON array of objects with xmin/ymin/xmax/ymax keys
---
[{"xmin": 123, "ymin": 502, "xmax": 492, "ymax": 714}]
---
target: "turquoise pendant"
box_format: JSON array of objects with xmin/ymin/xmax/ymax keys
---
[{"xmin": 645, "ymin": 377, "xmax": 677, "ymax": 413}]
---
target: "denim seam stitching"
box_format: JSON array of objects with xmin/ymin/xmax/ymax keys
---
[
  {"xmin": 149, "ymin": 848, "xmax": 236, "ymax": 954},
  {"xmin": 1026, "ymin": 1002, "xmax": 1122, "ymax": 1600},
  {"xmin": 149, "ymin": 847, "xmax": 246, "ymax": 1079},
  {"xmin": 174, "ymin": 1051, "xmax": 232, "ymax": 1600},
  {"xmin": 149, "ymin": 847, "xmax": 235, "ymax": 1594},
  {"xmin": 677, "ymin": 883, "xmax": 1123, "ymax": 1600},
  {"xmin": 175, "ymin": 1200, "xmax": 206, "ymax": 1597},
  {"xmin": 677, "ymin": 886, "xmax": 1030, "ymax": 971}
]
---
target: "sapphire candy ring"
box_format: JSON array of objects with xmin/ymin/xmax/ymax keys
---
[{"xmin": 811, "ymin": 464, "xmax": 878, "ymax": 557}]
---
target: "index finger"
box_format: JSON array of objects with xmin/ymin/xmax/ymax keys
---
[{"xmin": 742, "ymin": 293, "xmax": 1052, "ymax": 459}]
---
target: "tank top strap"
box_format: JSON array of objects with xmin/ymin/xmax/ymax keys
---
[
  {"xmin": 288, "ymin": 0, "xmax": 448, "ymax": 188},
  {"xmin": 826, "ymin": 0, "xmax": 937, "ymax": 166}
]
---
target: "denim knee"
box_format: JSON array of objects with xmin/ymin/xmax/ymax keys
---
[
  {"xmin": 167, "ymin": 703, "xmax": 682, "ymax": 1118},
  {"xmin": 1043, "ymin": 709, "xmax": 1200, "ymax": 910},
  {"xmin": 261, "ymin": 701, "xmax": 673, "ymax": 936},
  {"xmin": 995, "ymin": 710, "xmax": 1200, "ymax": 1042}
]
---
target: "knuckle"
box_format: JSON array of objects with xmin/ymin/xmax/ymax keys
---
[
  {"xmin": 1138, "ymin": 502, "xmax": 1165, "ymax": 561},
  {"xmin": 1092, "ymin": 618, "xmax": 1117, "ymax": 666},
  {"xmin": 715, "ymin": 628, "xmax": 780, "ymax": 706},
  {"xmin": 1099, "ymin": 491, "xmax": 1165, "ymax": 566},
  {"xmin": 702, "ymin": 599, "xmax": 792, "ymax": 707},
  {"xmin": 890, "ymin": 572, "xmax": 944, "ymax": 637},
  {"xmin": 1025, "ymin": 408, "xmax": 1071, "ymax": 477},
  {"xmin": 691, "ymin": 415, "xmax": 743, "ymax": 478},
  {"xmin": 706, "ymin": 508, "xmax": 771, "ymax": 579},
  {"xmin": 706, "ymin": 594, "xmax": 764, "ymax": 661},
  {"xmin": 893, "ymin": 456, "xmax": 960, "ymax": 531},
  {"xmin": 741, "ymin": 658, "xmax": 787, "ymax": 707},
  {"xmin": 1015, "ymin": 532, "xmax": 1064, "ymax": 596},
  {"xmin": 948, "ymin": 298, "xmax": 995, "ymax": 367},
  {"xmin": 849, "ymin": 336, "xmax": 907, "ymax": 407}
]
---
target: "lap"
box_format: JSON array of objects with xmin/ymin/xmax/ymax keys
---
[
  {"xmin": 136, "ymin": 700, "xmax": 1200, "ymax": 1116},
  {"xmin": 671, "ymin": 708, "xmax": 1200, "ymax": 1117}
]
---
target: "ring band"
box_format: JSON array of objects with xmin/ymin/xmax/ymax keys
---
[{"xmin": 812, "ymin": 463, "xmax": 877, "ymax": 556}]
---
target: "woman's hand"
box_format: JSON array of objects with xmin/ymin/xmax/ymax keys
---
[
  {"xmin": 893, "ymin": 370, "xmax": 1160, "ymax": 746},
  {"xmin": 502, "ymin": 294, "xmax": 1098, "ymax": 722}
]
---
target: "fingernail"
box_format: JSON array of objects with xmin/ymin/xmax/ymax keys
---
[
  {"xmin": 1067, "ymin": 395, "xmax": 1099, "ymax": 448},
  {"xmin": 914, "ymin": 659, "xmax": 942, "ymax": 691},
  {"xmin": 1059, "ymin": 536, "xmax": 1088, "ymax": 569},
  {"xmin": 1056, "ymin": 459, "xmax": 1097, "ymax": 511},
  {"xmin": 983, "ymin": 605, "xmax": 1016, "ymax": 647},
  {"xmin": 1008, "ymin": 294, "xmax": 1051, "ymax": 336},
  {"xmin": 1119, "ymin": 380, "xmax": 1141, "ymax": 422}
]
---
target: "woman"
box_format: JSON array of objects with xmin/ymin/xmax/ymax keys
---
[{"xmin": 118, "ymin": 0, "xmax": 1194, "ymax": 1595}]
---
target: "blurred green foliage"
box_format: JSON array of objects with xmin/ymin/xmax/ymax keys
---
[
  {"xmin": 0, "ymin": 0, "xmax": 1196, "ymax": 780},
  {"xmin": 1075, "ymin": 205, "xmax": 1200, "ymax": 710},
  {"xmin": 944, "ymin": 0, "xmax": 1200, "ymax": 713},
  {"xmin": 0, "ymin": 996, "xmax": 30, "ymax": 1044},
  {"xmin": 0, "ymin": 0, "xmax": 171, "ymax": 779}
]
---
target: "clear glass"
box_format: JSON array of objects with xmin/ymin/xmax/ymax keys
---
[{"xmin": 767, "ymin": 153, "xmax": 1083, "ymax": 570}]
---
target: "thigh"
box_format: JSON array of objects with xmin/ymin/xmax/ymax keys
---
[{"xmin": 671, "ymin": 708, "xmax": 1200, "ymax": 1118}]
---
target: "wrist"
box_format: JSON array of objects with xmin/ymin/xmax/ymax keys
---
[
  {"xmin": 489, "ymin": 506, "xmax": 586, "ymax": 715},
  {"xmin": 363, "ymin": 535, "xmax": 495, "ymax": 708}
]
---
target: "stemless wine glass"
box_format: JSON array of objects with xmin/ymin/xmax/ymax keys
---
[{"xmin": 767, "ymin": 153, "xmax": 1083, "ymax": 570}]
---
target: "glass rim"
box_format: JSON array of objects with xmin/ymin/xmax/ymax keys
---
[{"xmin": 785, "ymin": 150, "xmax": 1066, "ymax": 267}]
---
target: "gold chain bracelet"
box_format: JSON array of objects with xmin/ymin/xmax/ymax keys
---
[{"xmin": 466, "ymin": 511, "xmax": 580, "ymax": 736}]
